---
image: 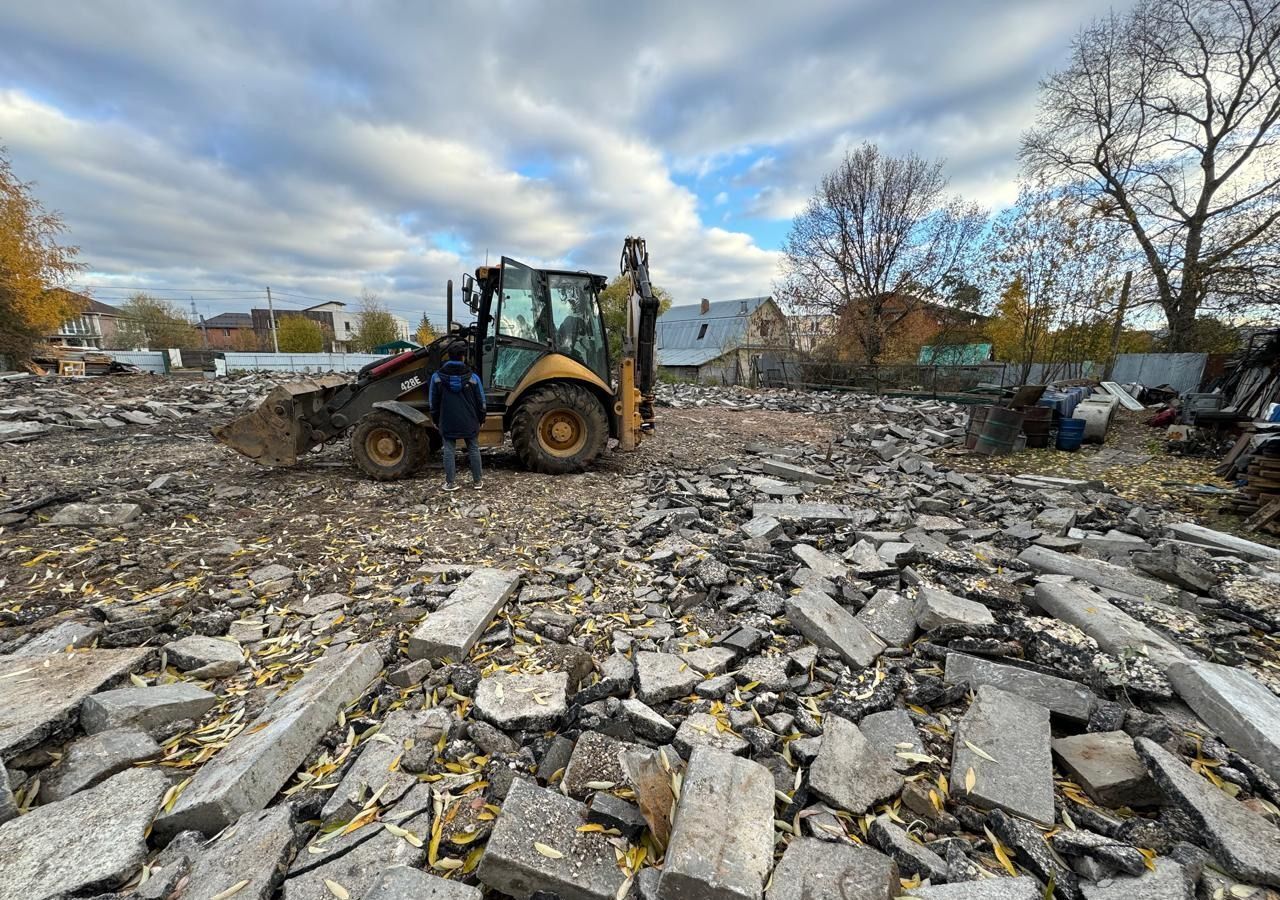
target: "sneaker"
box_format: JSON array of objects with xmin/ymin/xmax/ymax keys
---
[
  {"xmin": 442, "ymin": 483, "xmax": 459, "ymax": 492},
  {"xmin": 472, "ymin": 480, "xmax": 483, "ymax": 490}
]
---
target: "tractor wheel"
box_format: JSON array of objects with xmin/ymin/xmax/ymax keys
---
[
  {"xmin": 511, "ymin": 383, "xmax": 608, "ymax": 474},
  {"xmin": 350, "ymin": 411, "xmax": 429, "ymax": 480}
]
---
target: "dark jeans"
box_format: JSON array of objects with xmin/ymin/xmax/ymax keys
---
[{"xmin": 442, "ymin": 437, "xmax": 482, "ymax": 484}]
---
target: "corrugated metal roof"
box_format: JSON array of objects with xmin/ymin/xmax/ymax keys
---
[
  {"xmin": 656, "ymin": 297, "xmax": 771, "ymax": 363},
  {"xmin": 203, "ymin": 312, "xmax": 253, "ymax": 328},
  {"xmin": 658, "ymin": 347, "xmax": 733, "ymax": 367}
]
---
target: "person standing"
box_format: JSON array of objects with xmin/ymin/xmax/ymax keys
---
[{"xmin": 428, "ymin": 342, "xmax": 486, "ymax": 491}]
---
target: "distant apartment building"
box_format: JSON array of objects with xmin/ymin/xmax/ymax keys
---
[
  {"xmin": 47, "ymin": 290, "xmax": 124, "ymax": 349},
  {"xmin": 200, "ymin": 312, "xmax": 258, "ymax": 350}
]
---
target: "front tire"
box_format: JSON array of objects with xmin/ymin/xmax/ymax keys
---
[
  {"xmin": 350, "ymin": 411, "xmax": 429, "ymax": 480},
  {"xmin": 511, "ymin": 383, "xmax": 608, "ymax": 474}
]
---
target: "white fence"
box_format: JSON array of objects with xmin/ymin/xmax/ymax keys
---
[{"xmin": 221, "ymin": 352, "xmax": 387, "ymax": 373}]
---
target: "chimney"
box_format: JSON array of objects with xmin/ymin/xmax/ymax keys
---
[
  {"xmin": 739, "ymin": 300, "xmax": 748, "ymax": 315},
  {"xmin": 700, "ymin": 298, "xmax": 710, "ymax": 315}
]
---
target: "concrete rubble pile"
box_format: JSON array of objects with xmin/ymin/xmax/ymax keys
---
[
  {"xmin": 1, "ymin": 380, "xmax": 1279, "ymax": 900},
  {"xmin": 0, "ymin": 372, "xmax": 284, "ymax": 444}
]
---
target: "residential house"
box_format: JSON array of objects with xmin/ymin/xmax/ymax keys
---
[
  {"xmin": 656, "ymin": 296, "xmax": 791, "ymax": 385},
  {"xmin": 787, "ymin": 313, "xmax": 838, "ymax": 355},
  {"xmin": 830, "ymin": 294, "xmax": 989, "ymax": 363},
  {"xmin": 47, "ymin": 290, "xmax": 124, "ymax": 349},
  {"xmin": 200, "ymin": 312, "xmax": 258, "ymax": 350},
  {"xmin": 249, "ymin": 301, "xmax": 411, "ymax": 352}
]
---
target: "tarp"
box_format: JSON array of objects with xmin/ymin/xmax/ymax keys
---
[{"xmin": 917, "ymin": 343, "xmax": 992, "ymax": 365}]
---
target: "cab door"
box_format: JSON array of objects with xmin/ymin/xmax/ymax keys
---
[{"xmin": 489, "ymin": 258, "xmax": 552, "ymax": 393}]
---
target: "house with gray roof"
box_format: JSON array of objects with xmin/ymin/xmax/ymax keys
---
[{"xmin": 656, "ymin": 296, "xmax": 791, "ymax": 384}]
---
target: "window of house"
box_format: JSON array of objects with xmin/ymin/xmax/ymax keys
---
[
  {"xmin": 697, "ymin": 323, "xmax": 708, "ymax": 340},
  {"xmin": 345, "ymin": 322, "xmax": 352, "ymax": 332},
  {"xmin": 223, "ymin": 329, "xmax": 231, "ymax": 337}
]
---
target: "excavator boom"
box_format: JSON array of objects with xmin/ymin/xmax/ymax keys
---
[{"xmin": 620, "ymin": 236, "xmax": 659, "ymax": 427}]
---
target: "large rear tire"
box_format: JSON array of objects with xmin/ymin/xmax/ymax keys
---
[
  {"xmin": 351, "ymin": 411, "xmax": 429, "ymax": 480},
  {"xmin": 511, "ymin": 383, "xmax": 608, "ymax": 474}
]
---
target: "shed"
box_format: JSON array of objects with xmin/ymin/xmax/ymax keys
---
[{"xmin": 656, "ymin": 296, "xmax": 790, "ymax": 385}]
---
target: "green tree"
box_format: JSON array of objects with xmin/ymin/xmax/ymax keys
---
[
  {"xmin": 597, "ymin": 275, "xmax": 673, "ymax": 362},
  {"xmin": 112, "ymin": 293, "xmax": 200, "ymax": 349},
  {"xmin": 1155, "ymin": 317, "xmax": 1242, "ymax": 354},
  {"xmin": 276, "ymin": 315, "xmax": 325, "ymax": 352},
  {"xmin": 1, "ymin": 149, "xmax": 84, "ymax": 363},
  {"xmin": 415, "ymin": 313, "xmax": 438, "ymax": 346},
  {"xmin": 353, "ymin": 290, "xmax": 400, "ymax": 352}
]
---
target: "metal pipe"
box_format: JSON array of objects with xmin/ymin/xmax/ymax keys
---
[{"xmin": 446, "ymin": 279, "xmax": 454, "ymax": 332}]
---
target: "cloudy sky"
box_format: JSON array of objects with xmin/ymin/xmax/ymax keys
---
[{"xmin": 0, "ymin": 1, "xmax": 1124, "ymax": 325}]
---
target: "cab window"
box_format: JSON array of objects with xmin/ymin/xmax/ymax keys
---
[{"xmin": 548, "ymin": 273, "xmax": 608, "ymax": 381}]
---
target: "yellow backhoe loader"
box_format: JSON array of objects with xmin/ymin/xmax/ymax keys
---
[{"xmin": 213, "ymin": 237, "xmax": 659, "ymax": 479}]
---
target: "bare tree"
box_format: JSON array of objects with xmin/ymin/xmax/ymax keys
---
[
  {"xmin": 1022, "ymin": 0, "xmax": 1280, "ymax": 350},
  {"xmin": 777, "ymin": 143, "xmax": 985, "ymax": 367},
  {"xmin": 984, "ymin": 183, "xmax": 1125, "ymax": 382}
]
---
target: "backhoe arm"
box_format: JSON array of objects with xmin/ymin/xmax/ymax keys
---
[{"xmin": 620, "ymin": 236, "xmax": 658, "ymax": 424}]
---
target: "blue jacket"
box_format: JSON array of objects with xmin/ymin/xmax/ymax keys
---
[{"xmin": 429, "ymin": 360, "xmax": 487, "ymax": 440}]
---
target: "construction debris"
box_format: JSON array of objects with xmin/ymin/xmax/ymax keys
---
[{"xmin": 1, "ymin": 377, "xmax": 1279, "ymax": 899}]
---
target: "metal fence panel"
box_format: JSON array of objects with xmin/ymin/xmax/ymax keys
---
[
  {"xmin": 1111, "ymin": 353, "xmax": 1207, "ymax": 394},
  {"xmin": 221, "ymin": 352, "xmax": 387, "ymax": 373},
  {"xmin": 110, "ymin": 351, "xmax": 168, "ymax": 374}
]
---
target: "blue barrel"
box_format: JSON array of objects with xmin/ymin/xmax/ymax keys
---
[{"xmin": 1057, "ymin": 418, "xmax": 1086, "ymax": 451}]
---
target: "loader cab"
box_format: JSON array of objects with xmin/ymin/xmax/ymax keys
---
[{"xmin": 470, "ymin": 258, "xmax": 611, "ymax": 395}]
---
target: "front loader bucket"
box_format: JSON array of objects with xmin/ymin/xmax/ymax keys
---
[{"xmin": 212, "ymin": 375, "xmax": 348, "ymax": 467}]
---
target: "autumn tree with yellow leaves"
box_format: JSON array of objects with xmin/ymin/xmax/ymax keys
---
[{"xmin": 1, "ymin": 149, "xmax": 84, "ymax": 363}]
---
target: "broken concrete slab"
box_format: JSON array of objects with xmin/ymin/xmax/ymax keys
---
[
  {"xmin": 46, "ymin": 502, "xmax": 142, "ymax": 527},
  {"xmin": 283, "ymin": 794, "xmax": 428, "ymax": 900},
  {"xmin": 479, "ymin": 778, "xmax": 627, "ymax": 900},
  {"xmin": 1051, "ymin": 731, "xmax": 1160, "ymax": 808},
  {"xmin": 752, "ymin": 502, "xmax": 859, "ymax": 523},
  {"xmin": 793, "ymin": 543, "xmax": 849, "ymax": 581},
  {"xmin": 809, "ymin": 714, "xmax": 903, "ymax": 814},
  {"xmin": 474, "ymin": 671, "xmax": 568, "ymax": 730},
  {"xmin": 741, "ymin": 515, "xmax": 783, "ymax": 541},
  {"xmin": 407, "ymin": 568, "xmax": 521, "ymax": 662},
  {"xmin": 39, "ymin": 727, "xmax": 159, "ymax": 803},
  {"xmin": 1033, "ymin": 581, "xmax": 1189, "ymax": 669},
  {"xmin": 867, "ymin": 814, "xmax": 947, "ymax": 883},
  {"xmin": 185, "ymin": 804, "xmax": 299, "ymax": 900},
  {"xmin": 915, "ymin": 514, "xmax": 964, "ymax": 533},
  {"xmin": 680, "ymin": 646, "xmax": 739, "ymax": 675},
  {"xmin": 156, "ymin": 645, "xmax": 381, "ymax": 838},
  {"xmin": 1034, "ymin": 508, "xmax": 1078, "ymax": 537},
  {"xmin": 321, "ymin": 708, "xmax": 440, "ymax": 825},
  {"xmin": 764, "ymin": 837, "xmax": 899, "ymax": 900},
  {"xmin": 0, "ymin": 649, "xmax": 149, "ymax": 759},
  {"xmin": 1019, "ymin": 545, "xmax": 1179, "ymax": 602},
  {"xmin": 914, "ymin": 584, "xmax": 995, "ymax": 631},
  {"xmin": 81, "ymin": 682, "xmax": 217, "ymax": 735},
  {"xmin": 619, "ymin": 698, "xmax": 677, "ymax": 743},
  {"xmin": 635, "ymin": 651, "xmax": 701, "ymax": 704},
  {"xmin": 1080, "ymin": 857, "xmax": 1194, "ymax": 899},
  {"xmin": 844, "ymin": 540, "xmax": 899, "ymax": 580},
  {"xmin": 13, "ymin": 621, "xmax": 102, "ymax": 656},
  {"xmin": 944, "ymin": 652, "xmax": 1096, "ymax": 722},
  {"xmin": 164, "ymin": 634, "xmax": 243, "ymax": 678},
  {"xmin": 1135, "ymin": 736, "xmax": 1280, "ymax": 887},
  {"xmin": 660, "ymin": 747, "xmax": 775, "ymax": 900},
  {"xmin": 785, "ymin": 589, "xmax": 885, "ymax": 668},
  {"xmin": 674, "ymin": 711, "xmax": 751, "ymax": 757},
  {"xmin": 762, "ymin": 459, "xmax": 835, "ymax": 485},
  {"xmin": 1167, "ymin": 522, "xmax": 1280, "ymax": 562},
  {"xmin": 1132, "ymin": 546, "xmax": 1215, "ymax": 594},
  {"xmin": 561, "ymin": 730, "xmax": 628, "ymax": 799},
  {"xmin": 858, "ymin": 708, "xmax": 927, "ymax": 773},
  {"xmin": 1165, "ymin": 659, "xmax": 1280, "ymax": 784},
  {"xmin": 855, "ymin": 589, "xmax": 917, "ymax": 647},
  {"xmin": 0, "ymin": 761, "xmax": 16, "ymax": 825},
  {"xmin": 951, "ymin": 684, "xmax": 1054, "ymax": 826},
  {"xmin": 900, "ymin": 877, "xmax": 1042, "ymax": 899},
  {"xmin": 0, "ymin": 767, "xmax": 168, "ymax": 900},
  {"xmin": 366, "ymin": 866, "xmax": 482, "ymax": 900}
]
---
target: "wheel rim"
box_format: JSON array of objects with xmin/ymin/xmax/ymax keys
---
[
  {"xmin": 365, "ymin": 427, "xmax": 405, "ymax": 467},
  {"xmin": 537, "ymin": 408, "xmax": 587, "ymax": 458}
]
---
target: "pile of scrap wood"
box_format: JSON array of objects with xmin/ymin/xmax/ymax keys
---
[{"xmin": 1220, "ymin": 434, "xmax": 1280, "ymax": 532}]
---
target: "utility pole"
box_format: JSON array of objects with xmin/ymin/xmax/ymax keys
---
[
  {"xmin": 192, "ymin": 299, "xmax": 208, "ymax": 349},
  {"xmin": 1103, "ymin": 271, "xmax": 1132, "ymax": 380},
  {"xmin": 267, "ymin": 286, "xmax": 280, "ymax": 353}
]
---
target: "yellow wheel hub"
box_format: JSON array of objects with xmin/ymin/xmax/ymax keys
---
[
  {"xmin": 538, "ymin": 409, "xmax": 587, "ymax": 458},
  {"xmin": 366, "ymin": 427, "xmax": 405, "ymax": 466}
]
